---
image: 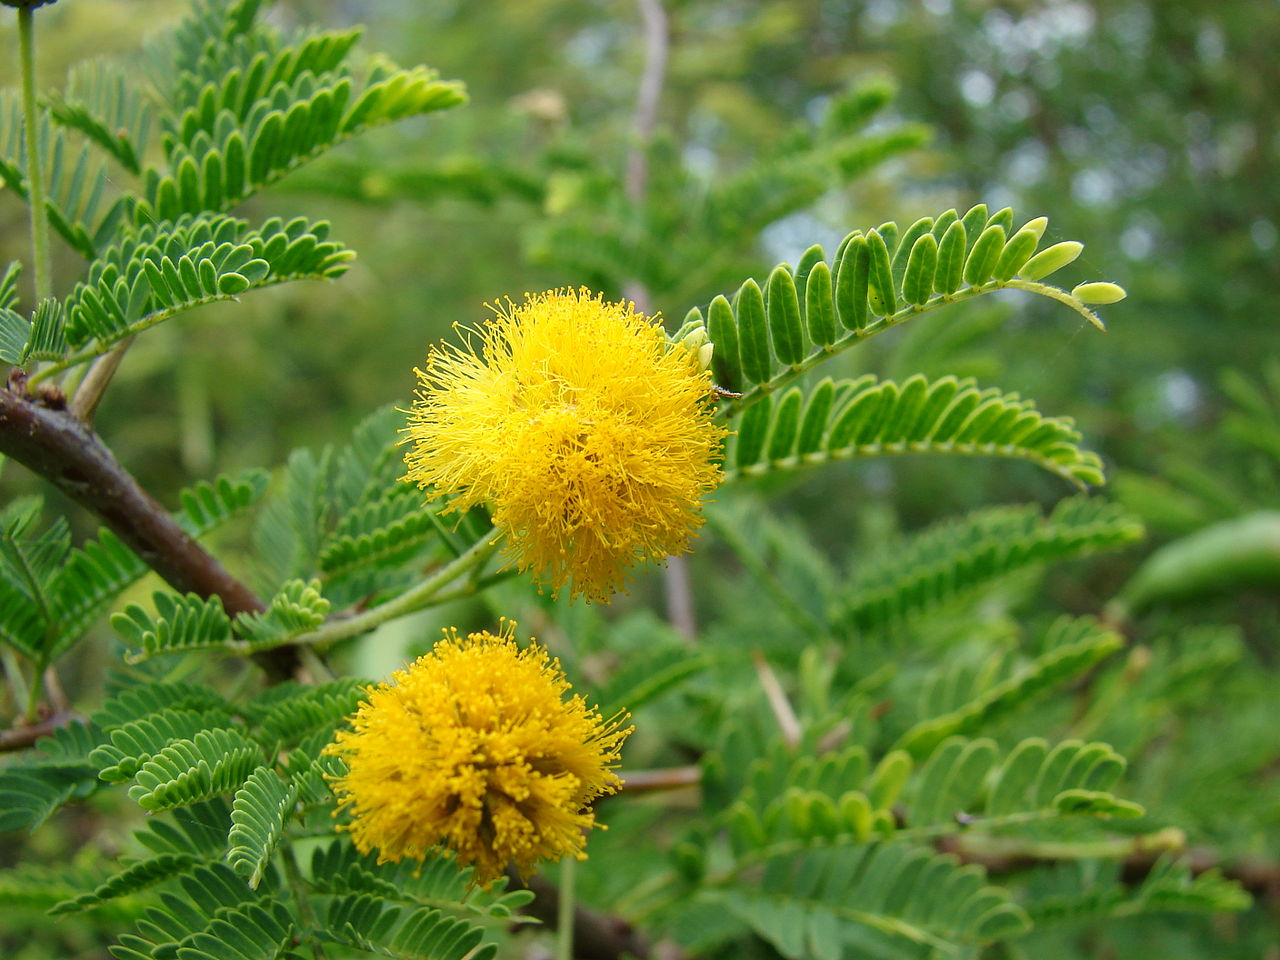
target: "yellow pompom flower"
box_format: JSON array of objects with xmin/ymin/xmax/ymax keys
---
[
  {"xmin": 325, "ymin": 623, "xmax": 632, "ymax": 885},
  {"xmin": 403, "ymin": 287, "xmax": 726, "ymax": 601}
]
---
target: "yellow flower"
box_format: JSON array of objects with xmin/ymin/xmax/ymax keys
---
[
  {"xmin": 325, "ymin": 623, "xmax": 632, "ymax": 885},
  {"xmin": 403, "ymin": 287, "xmax": 725, "ymax": 601}
]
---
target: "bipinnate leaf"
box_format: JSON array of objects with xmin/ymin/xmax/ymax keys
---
[{"xmin": 840, "ymin": 498, "xmax": 1143, "ymax": 633}]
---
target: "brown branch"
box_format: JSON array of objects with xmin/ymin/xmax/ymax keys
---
[
  {"xmin": 0, "ymin": 709, "xmax": 82, "ymax": 752},
  {"xmin": 0, "ymin": 382, "xmax": 298, "ymax": 681}
]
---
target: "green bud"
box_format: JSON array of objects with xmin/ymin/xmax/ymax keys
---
[
  {"xmin": 671, "ymin": 308, "xmax": 707, "ymax": 347},
  {"xmin": 1071, "ymin": 281, "xmax": 1127, "ymax": 304}
]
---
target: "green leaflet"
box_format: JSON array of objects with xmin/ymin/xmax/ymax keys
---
[
  {"xmin": 112, "ymin": 578, "xmax": 333, "ymax": 663},
  {"xmin": 51, "ymin": 854, "xmax": 203, "ymax": 916},
  {"xmin": 706, "ymin": 205, "xmax": 1122, "ymax": 421},
  {"xmin": 113, "ymin": 592, "xmax": 236, "ymax": 663},
  {"xmin": 0, "ymin": 91, "xmax": 130, "ymax": 260},
  {"xmin": 322, "ymin": 893, "xmax": 496, "ymax": 960},
  {"xmin": 253, "ymin": 677, "xmax": 367, "ymax": 747},
  {"xmin": 722, "ymin": 373, "xmax": 1108, "ymax": 489},
  {"xmin": 235, "ymin": 578, "xmax": 330, "ymax": 648},
  {"xmin": 140, "ymin": 17, "xmax": 465, "ymax": 222},
  {"xmin": 735, "ymin": 277, "xmax": 772, "ymax": 384},
  {"xmin": 1024, "ymin": 858, "xmax": 1252, "ymax": 930},
  {"xmin": 110, "ymin": 870, "xmax": 296, "ymax": 960},
  {"xmin": 59, "ymin": 213, "xmax": 353, "ymax": 358},
  {"xmin": 307, "ymin": 838, "xmax": 533, "ymax": 919},
  {"xmin": 127, "ymin": 728, "xmax": 263, "ymax": 811},
  {"xmin": 46, "ymin": 59, "xmax": 151, "ymax": 176},
  {"xmin": 592, "ymin": 645, "xmax": 714, "ymax": 720},
  {"xmin": 712, "ymin": 725, "xmax": 1142, "ymax": 864},
  {"xmin": 766, "ymin": 264, "xmax": 806, "ymax": 366},
  {"xmin": 91, "ymin": 708, "xmax": 236, "ymax": 782}
]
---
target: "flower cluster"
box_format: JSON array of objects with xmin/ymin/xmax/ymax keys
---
[
  {"xmin": 326, "ymin": 623, "xmax": 632, "ymax": 885},
  {"xmin": 403, "ymin": 287, "xmax": 725, "ymax": 601}
]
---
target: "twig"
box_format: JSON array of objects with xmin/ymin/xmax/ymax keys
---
[
  {"xmin": 0, "ymin": 386, "xmax": 299, "ymax": 681},
  {"xmin": 661, "ymin": 558, "xmax": 698, "ymax": 643},
  {"xmin": 752, "ymin": 649, "xmax": 801, "ymax": 748},
  {"xmin": 617, "ymin": 765, "xmax": 701, "ymax": 794},
  {"xmin": 69, "ymin": 336, "xmax": 135, "ymax": 423},
  {"xmin": 620, "ymin": 1, "xmax": 695, "ymax": 643},
  {"xmin": 625, "ymin": 0, "xmax": 669, "ymax": 206},
  {"xmin": 41, "ymin": 664, "xmax": 69, "ymax": 713},
  {"xmin": 938, "ymin": 831, "xmax": 1280, "ymax": 900}
]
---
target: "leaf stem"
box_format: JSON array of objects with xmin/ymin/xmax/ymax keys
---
[
  {"xmin": 285, "ymin": 533, "xmax": 501, "ymax": 648},
  {"xmin": 18, "ymin": 6, "xmax": 52, "ymax": 303}
]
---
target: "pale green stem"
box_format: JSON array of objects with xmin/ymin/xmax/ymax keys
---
[
  {"xmin": 947, "ymin": 828, "xmax": 1184, "ymax": 864},
  {"xmin": 70, "ymin": 336, "xmax": 136, "ymax": 423},
  {"xmin": 557, "ymin": 856, "xmax": 576, "ymax": 960},
  {"xmin": 18, "ymin": 7, "xmax": 52, "ymax": 303},
  {"xmin": 23, "ymin": 664, "xmax": 42, "ymax": 724},
  {"xmin": 297, "ymin": 646, "xmax": 335, "ymax": 683},
  {"xmin": 284, "ymin": 533, "xmax": 501, "ymax": 649},
  {"xmin": 1002, "ymin": 278, "xmax": 1106, "ymax": 330}
]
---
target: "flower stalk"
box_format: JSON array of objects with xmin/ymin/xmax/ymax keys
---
[
  {"xmin": 557, "ymin": 857, "xmax": 577, "ymax": 960},
  {"xmin": 18, "ymin": 6, "xmax": 51, "ymax": 302}
]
